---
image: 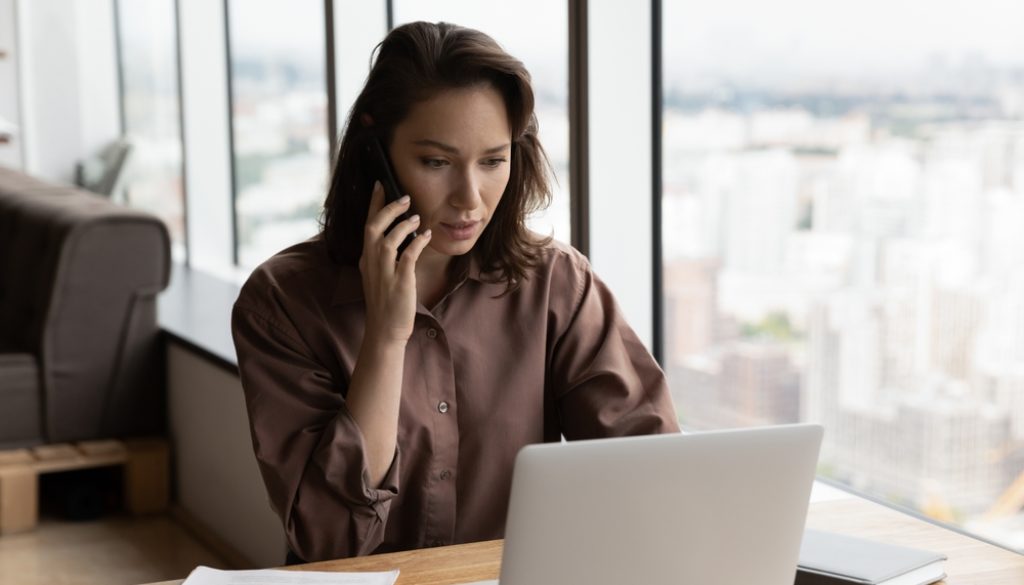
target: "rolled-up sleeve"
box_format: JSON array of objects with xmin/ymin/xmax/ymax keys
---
[
  {"xmin": 549, "ymin": 255, "xmax": 681, "ymax": 439},
  {"xmin": 232, "ymin": 303, "xmax": 399, "ymax": 561}
]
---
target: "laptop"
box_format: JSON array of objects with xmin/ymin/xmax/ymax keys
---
[{"xmin": 476, "ymin": 424, "xmax": 823, "ymax": 585}]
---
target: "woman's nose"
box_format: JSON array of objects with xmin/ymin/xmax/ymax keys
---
[{"xmin": 449, "ymin": 168, "xmax": 483, "ymax": 210}]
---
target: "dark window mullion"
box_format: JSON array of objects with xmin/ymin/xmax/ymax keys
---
[
  {"xmin": 324, "ymin": 0, "xmax": 338, "ymax": 161},
  {"xmin": 569, "ymin": 0, "xmax": 589, "ymax": 257},
  {"xmin": 651, "ymin": 0, "xmax": 664, "ymax": 364},
  {"xmin": 223, "ymin": 0, "xmax": 240, "ymax": 267}
]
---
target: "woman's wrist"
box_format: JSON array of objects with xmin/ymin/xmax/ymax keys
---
[{"xmin": 360, "ymin": 333, "xmax": 409, "ymax": 359}]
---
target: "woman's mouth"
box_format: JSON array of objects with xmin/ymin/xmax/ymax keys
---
[{"xmin": 440, "ymin": 220, "xmax": 480, "ymax": 241}]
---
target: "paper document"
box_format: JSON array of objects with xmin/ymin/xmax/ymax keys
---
[{"xmin": 182, "ymin": 566, "xmax": 399, "ymax": 585}]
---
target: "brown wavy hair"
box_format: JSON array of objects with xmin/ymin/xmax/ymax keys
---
[{"xmin": 320, "ymin": 21, "xmax": 553, "ymax": 291}]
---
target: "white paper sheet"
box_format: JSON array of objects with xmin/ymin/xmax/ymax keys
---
[{"xmin": 181, "ymin": 566, "xmax": 399, "ymax": 585}]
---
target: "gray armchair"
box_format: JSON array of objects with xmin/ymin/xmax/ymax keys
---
[{"xmin": 0, "ymin": 165, "xmax": 170, "ymax": 448}]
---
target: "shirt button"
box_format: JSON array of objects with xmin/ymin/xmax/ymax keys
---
[
  {"xmin": 426, "ymin": 328, "xmax": 438, "ymax": 339},
  {"xmin": 437, "ymin": 401, "xmax": 449, "ymax": 414},
  {"xmin": 439, "ymin": 469, "xmax": 452, "ymax": 481}
]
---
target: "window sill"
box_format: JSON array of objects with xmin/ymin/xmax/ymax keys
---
[{"xmin": 158, "ymin": 262, "xmax": 241, "ymax": 373}]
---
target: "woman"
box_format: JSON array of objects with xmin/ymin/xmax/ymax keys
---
[{"xmin": 232, "ymin": 21, "xmax": 679, "ymax": 563}]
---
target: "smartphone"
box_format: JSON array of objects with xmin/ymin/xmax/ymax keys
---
[{"xmin": 370, "ymin": 136, "xmax": 417, "ymax": 256}]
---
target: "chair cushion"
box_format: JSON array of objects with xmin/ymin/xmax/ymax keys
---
[{"xmin": 0, "ymin": 352, "xmax": 43, "ymax": 448}]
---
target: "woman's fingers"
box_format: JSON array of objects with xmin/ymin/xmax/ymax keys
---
[
  {"xmin": 367, "ymin": 180, "xmax": 385, "ymax": 215},
  {"xmin": 379, "ymin": 214, "xmax": 420, "ymax": 259},
  {"xmin": 365, "ymin": 192, "xmax": 412, "ymax": 241},
  {"xmin": 356, "ymin": 182, "xmax": 429, "ymax": 345},
  {"xmin": 397, "ymin": 229, "xmax": 432, "ymax": 277}
]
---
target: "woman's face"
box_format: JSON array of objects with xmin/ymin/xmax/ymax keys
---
[{"xmin": 389, "ymin": 85, "xmax": 512, "ymax": 258}]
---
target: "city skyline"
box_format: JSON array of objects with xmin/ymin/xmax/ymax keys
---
[{"xmin": 660, "ymin": 56, "xmax": 1024, "ymax": 549}]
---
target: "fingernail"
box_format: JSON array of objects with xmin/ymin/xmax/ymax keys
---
[
  {"xmin": 373, "ymin": 180, "xmax": 381, "ymax": 191},
  {"xmin": 399, "ymin": 195, "xmax": 410, "ymax": 204},
  {"xmin": 410, "ymin": 214, "xmax": 420, "ymax": 223},
  {"xmin": 422, "ymin": 229, "xmax": 432, "ymax": 237}
]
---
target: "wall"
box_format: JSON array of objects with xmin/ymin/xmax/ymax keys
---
[
  {"xmin": 0, "ymin": 0, "xmax": 23, "ymax": 169},
  {"xmin": 15, "ymin": 0, "xmax": 120, "ymax": 183},
  {"xmin": 587, "ymin": 2, "xmax": 654, "ymax": 348},
  {"xmin": 167, "ymin": 342, "xmax": 286, "ymax": 568}
]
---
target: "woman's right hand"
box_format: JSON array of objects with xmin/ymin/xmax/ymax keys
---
[{"xmin": 358, "ymin": 181, "xmax": 432, "ymax": 346}]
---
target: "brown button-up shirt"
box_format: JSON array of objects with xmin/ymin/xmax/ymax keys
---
[{"xmin": 231, "ymin": 236, "xmax": 679, "ymax": 562}]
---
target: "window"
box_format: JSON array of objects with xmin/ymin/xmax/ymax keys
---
[
  {"xmin": 393, "ymin": 1, "xmax": 571, "ymax": 243},
  {"xmin": 116, "ymin": 0, "xmax": 185, "ymax": 257},
  {"xmin": 661, "ymin": 0, "xmax": 1024, "ymax": 550},
  {"xmin": 227, "ymin": 0, "xmax": 329, "ymax": 268}
]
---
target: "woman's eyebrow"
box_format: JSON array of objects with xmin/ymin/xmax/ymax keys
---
[{"xmin": 413, "ymin": 139, "xmax": 511, "ymax": 155}]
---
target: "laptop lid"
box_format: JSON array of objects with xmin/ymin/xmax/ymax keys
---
[{"xmin": 498, "ymin": 424, "xmax": 824, "ymax": 585}]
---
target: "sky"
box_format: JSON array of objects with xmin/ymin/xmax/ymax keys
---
[
  {"xmin": 128, "ymin": 0, "xmax": 1024, "ymax": 101},
  {"xmin": 221, "ymin": 0, "xmax": 568, "ymax": 99},
  {"xmin": 228, "ymin": 0, "xmax": 326, "ymax": 60},
  {"xmin": 393, "ymin": 0, "xmax": 568, "ymax": 99},
  {"xmin": 663, "ymin": 0, "xmax": 1024, "ymax": 89}
]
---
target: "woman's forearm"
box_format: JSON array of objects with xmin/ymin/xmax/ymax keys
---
[{"xmin": 345, "ymin": 334, "xmax": 407, "ymax": 486}]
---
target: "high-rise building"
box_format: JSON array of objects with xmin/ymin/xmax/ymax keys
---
[
  {"xmin": 929, "ymin": 286, "xmax": 985, "ymax": 382},
  {"xmin": 668, "ymin": 353, "xmax": 722, "ymax": 431},
  {"xmin": 663, "ymin": 258, "xmax": 720, "ymax": 366},
  {"xmin": 896, "ymin": 395, "xmax": 1012, "ymax": 516},
  {"xmin": 722, "ymin": 149, "xmax": 799, "ymax": 274},
  {"xmin": 805, "ymin": 303, "xmax": 840, "ymax": 430},
  {"xmin": 831, "ymin": 292, "xmax": 884, "ymax": 410},
  {"xmin": 828, "ymin": 394, "xmax": 1013, "ymax": 519},
  {"xmin": 719, "ymin": 341, "xmax": 801, "ymax": 427}
]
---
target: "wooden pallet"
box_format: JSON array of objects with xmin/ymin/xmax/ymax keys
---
[{"xmin": 0, "ymin": 438, "xmax": 169, "ymax": 535}]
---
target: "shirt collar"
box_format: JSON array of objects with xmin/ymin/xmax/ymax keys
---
[
  {"xmin": 457, "ymin": 252, "xmax": 487, "ymax": 283},
  {"xmin": 331, "ymin": 253, "xmax": 493, "ymax": 306}
]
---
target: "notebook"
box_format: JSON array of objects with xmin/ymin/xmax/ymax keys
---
[{"xmin": 796, "ymin": 529, "xmax": 947, "ymax": 585}]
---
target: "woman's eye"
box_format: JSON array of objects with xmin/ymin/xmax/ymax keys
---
[
  {"xmin": 483, "ymin": 158, "xmax": 508, "ymax": 168},
  {"xmin": 422, "ymin": 158, "xmax": 448, "ymax": 169}
]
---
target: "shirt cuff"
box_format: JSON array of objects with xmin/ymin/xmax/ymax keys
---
[{"xmin": 314, "ymin": 405, "xmax": 401, "ymax": 509}]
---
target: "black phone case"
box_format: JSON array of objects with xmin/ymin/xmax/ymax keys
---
[{"xmin": 370, "ymin": 136, "xmax": 417, "ymax": 256}]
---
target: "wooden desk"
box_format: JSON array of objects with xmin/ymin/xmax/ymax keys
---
[{"xmin": 150, "ymin": 496, "xmax": 1024, "ymax": 585}]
